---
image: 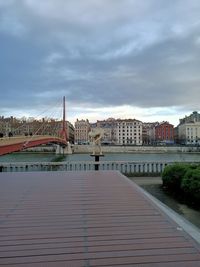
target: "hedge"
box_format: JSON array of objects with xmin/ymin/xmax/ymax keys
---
[
  {"xmin": 162, "ymin": 163, "xmax": 189, "ymax": 191},
  {"xmin": 162, "ymin": 163, "xmax": 200, "ymax": 204},
  {"xmin": 181, "ymin": 167, "xmax": 200, "ymax": 202}
]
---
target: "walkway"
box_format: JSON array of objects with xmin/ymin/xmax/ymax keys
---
[
  {"xmin": 0, "ymin": 135, "xmax": 66, "ymax": 156},
  {"xmin": 0, "ymin": 171, "xmax": 200, "ymax": 266}
]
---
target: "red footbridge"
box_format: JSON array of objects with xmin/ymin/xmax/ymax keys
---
[
  {"xmin": 0, "ymin": 135, "xmax": 67, "ymax": 156},
  {"xmin": 0, "ymin": 96, "xmax": 68, "ymax": 156}
]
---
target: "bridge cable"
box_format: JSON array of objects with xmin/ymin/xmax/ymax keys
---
[{"xmin": 20, "ymin": 99, "xmax": 64, "ymax": 150}]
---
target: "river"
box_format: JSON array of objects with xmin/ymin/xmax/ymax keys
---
[{"xmin": 0, "ymin": 151, "xmax": 200, "ymax": 162}]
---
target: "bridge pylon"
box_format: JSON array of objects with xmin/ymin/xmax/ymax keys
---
[
  {"xmin": 59, "ymin": 96, "xmax": 67, "ymax": 141},
  {"xmin": 56, "ymin": 96, "xmax": 72, "ymax": 155},
  {"xmin": 55, "ymin": 142, "xmax": 72, "ymax": 155}
]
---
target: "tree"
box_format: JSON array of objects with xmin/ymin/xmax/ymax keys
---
[
  {"xmin": 181, "ymin": 167, "xmax": 200, "ymax": 202},
  {"xmin": 162, "ymin": 163, "xmax": 189, "ymax": 191},
  {"xmin": 8, "ymin": 132, "xmax": 13, "ymax": 138}
]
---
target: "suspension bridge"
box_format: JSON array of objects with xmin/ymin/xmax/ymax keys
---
[{"xmin": 0, "ymin": 97, "xmax": 70, "ymax": 156}]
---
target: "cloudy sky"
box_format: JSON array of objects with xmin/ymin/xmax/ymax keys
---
[{"xmin": 0, "ymin": 0, "xmax": 200, "ymax": 125}]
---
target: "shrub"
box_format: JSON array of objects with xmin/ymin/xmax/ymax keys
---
[
  {"xmin": 162, "ymin": 163, "xmax": 189, "ymax": 191},
  {"xmin": 181, "ymin": 167, "xmax": 200, "ymax": 202}
]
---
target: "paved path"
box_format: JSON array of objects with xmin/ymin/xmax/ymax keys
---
[{"xmin": 0, "ymin": 171, "xmax": 200, "ymax": 266}]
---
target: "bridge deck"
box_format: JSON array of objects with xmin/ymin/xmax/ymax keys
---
[
  {"xmin": 0, "ymin": 135, "xmax": 66, "ymax": 156},
  {"xmin": 0, "ymin": 171, "xmax": 200, "ymax": 266},
  {"xmin": 0, "ymin": 135, "xmax": 55, "ymax": 146}
]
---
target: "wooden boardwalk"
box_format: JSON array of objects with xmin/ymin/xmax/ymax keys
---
[{"xmin": 0, "ymin": 171, "xmax": 200, "ymax": 266}]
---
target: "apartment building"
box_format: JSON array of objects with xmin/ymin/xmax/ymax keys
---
[
  {"xmin": 177, "ymin": 111, "xmax": 200, "ymax": 145},
  {"xmin": 0, "ymin": 116, "xmax": 20, "ymax": 136},
  {"xmin": 155, "ymin": 122, "xmax": 174, "ymax": 144},
  {"xmin": 142, "ymin": 122, "xmax": 158, "ymax": 144},
  {"xmin": 116, "ymin": 119, "xmax": 143, "ymax": 145},
  {"xmin": 94, "ymin": 118, "xmax": 118, "ymax": 144},
  {"xmin": 56, "ymin": 120, "xmax": 74, "ymax": 143},
  {"xmin": 178, "ymin": 122, "xmax": 200, "ymax": 145},
  {"xmin": 74, "ymin": 119, "xmax": 90, "ymax": 144},
  {"xmin": 179, "ymin": 111, "xmax": 200, "ymax": 124},
  {"xmin": 0, "ymin": 116, "xmax": 75, "ymax": 142}
]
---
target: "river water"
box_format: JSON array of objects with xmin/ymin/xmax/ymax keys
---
[{"xmin": 0, "ymin": 152, "xmax": 200, "ymax": 162}]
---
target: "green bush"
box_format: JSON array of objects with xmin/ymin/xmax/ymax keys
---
[
  {"xmin": 181, "ymin": 167, "xmax": 200, "ymax": 202},
  {"xmin": 162, "ymin": 163, "xmax": 200, "ymax": 205},
  {"xmin": 162, "ymin": 163, "xmax": 189, "ymax": 191}
]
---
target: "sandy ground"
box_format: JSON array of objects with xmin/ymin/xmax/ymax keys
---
[{"xmin": 129, "ymin": 176, "xmax": 162, "ymax": 185}]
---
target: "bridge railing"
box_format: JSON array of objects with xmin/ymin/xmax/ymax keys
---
[{"xmin": 0, "ymin": 160, "xmax": 190, "ymax": 174}]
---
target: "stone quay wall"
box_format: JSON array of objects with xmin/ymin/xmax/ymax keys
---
[{"xmin": 72, "ymin": 145, "xmax": 200, "ymax": 154}]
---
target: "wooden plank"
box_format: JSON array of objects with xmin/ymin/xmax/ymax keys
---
[{"xmin": 0, "ymin": 171, "xmax": 200, "ymax": 266}]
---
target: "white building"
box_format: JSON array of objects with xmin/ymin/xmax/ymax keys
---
[
  {"xmin": 178, "ymin": 122, "xmax": 200, "ymax": 145},
  {"xmin": 117, "ymin": 119, "xmax": 143, "ymax": 145}
]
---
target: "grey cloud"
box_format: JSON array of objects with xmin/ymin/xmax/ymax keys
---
[{"xmin": 0, "ymin": 0, "xmax": 200, "ymax": 116}]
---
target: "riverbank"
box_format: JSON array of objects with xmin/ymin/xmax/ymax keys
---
[
  {"xmin": 129, "ymin": 176, "xmax": 200, "ymax": 229},
  {"xmin": 73, "ymin": 144, "xmax": 200, "ymax": 153}
]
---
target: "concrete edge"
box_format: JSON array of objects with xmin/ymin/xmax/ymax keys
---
[{"xmin": 119, "ymin": 172, "xmax": 200, "ymax": 245}]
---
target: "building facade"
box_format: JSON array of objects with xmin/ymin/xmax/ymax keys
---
[
  {"xmin": 57, "ymin": 120, "xmax": 74, "ymax": 143},
  {"xmin": 178, "ymin": 122, "xmax": 200, "ymax": 145},
  {"xmin": 74, "ymin": 119, "xmax": 90, "ymax": 144},
  {"xmin": 176, "ymin": 111, "xmax": 200, "ymax": 145},
  {"xmin": 0, "ymin": 116, "xmax": 21, "ymax": 136},
  {"xmin": 142, "ymin": 122, "xmax": 158, "ymax": 145},
  {"xmin": 116, "ymin": 119, "xmax": 143, "ymax": 145},
  {"xmin": 0, "ymin": 116, "xmax": 74, "ymax": 142},
  {"xmin": 155, "ymin": 122, "xmax": 174, "ymax": 144},
  {"xmin": 94, "ymin": 118, "xmax": 118, "ymax": 144},
  {"xmin": 179, "ymin": 111, "xmax": 200, "ymax": 124}
]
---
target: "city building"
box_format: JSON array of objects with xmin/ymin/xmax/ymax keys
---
[
  {"xmin": 179, "ymin": 111, "xmax": 200, "ymax": 124},
  {"xmin": 178, "ymin": 122, "xmax": 200, "ymax": 145},
  {"xmin": 92, "ymin": 118, "xmax": 118, "ymax": 145},
  {"xmin": 74, "ymin": 119, "xmax": 90, "ymax": 144},
  {"xmin": 176, "ymin": 111, "xmax": 200, "ymax": 145},
  {"xmin": 142, "ymin": 122, "xmax": 158, "ymax": 145},
  {"xmin": 0, "ymin": 116, "xmax": 74, "ymax": 142},
  {"xmin": 174, "ymin": 126, "xmax": 179, "ymax": 144},
  {"xmin": 56, "ymin": 120, "xmax": 74, "ymax": 143},
  {"xmin": 116, "ymin": 119, "xmax": 143, "ymax": 145},
  {"xmin": 0, "ymin": 116, "xmax": 21, "ymax": 136},
  {"xmin": 155, "ymin": 122, "xmax": 174, "ymax": 144}
]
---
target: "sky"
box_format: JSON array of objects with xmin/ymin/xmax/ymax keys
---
[{"xmin": 0, "ymin": 0, "xmax": 200, "ymax": 126}]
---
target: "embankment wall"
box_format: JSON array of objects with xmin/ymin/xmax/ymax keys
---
[{"xmin": 72, "ymin": 145, "xmax": 200, "ymax": 154}]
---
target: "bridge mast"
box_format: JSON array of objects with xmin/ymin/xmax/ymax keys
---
[
  {"xmin": 56, "ymin": 96, "xmax": 72, "ymax": 154},
  {"xmin": 61, "ymin": 96, "xmax": 67, "ymax": 141}
]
